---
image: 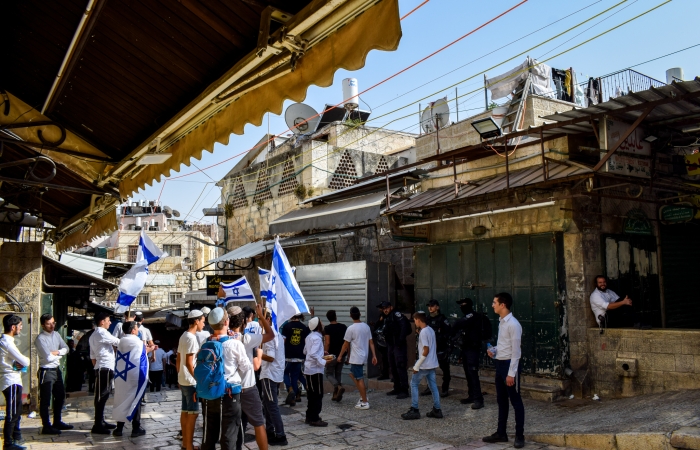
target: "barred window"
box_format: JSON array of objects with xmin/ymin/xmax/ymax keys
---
[
  {"xmin": 135, "ymin": 293, "xmax": 150, "ymax": 307},
  {"xmin": 127, "ymin": 245, "xmax": 138, "ymax": 263},
  {"xmin": 163, "ymin": 244, "xmax": 181, "ymax": 256},
  {"xmin": 169, "ymin": 292, "xmax": 183, "ymax": 304}
]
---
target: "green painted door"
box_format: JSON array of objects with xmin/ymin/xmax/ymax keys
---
[{"xmin": 414, "ymin": 233, "xmax": 564, "ymax": 376}]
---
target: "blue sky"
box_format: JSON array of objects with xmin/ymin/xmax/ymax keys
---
[{"xmin": 138, "ymin": 0, "xmax": 700, "ymax": 222}]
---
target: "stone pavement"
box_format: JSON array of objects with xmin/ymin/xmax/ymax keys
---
[{"xmin": 8, "ymin": 384, "xmax": 700, "ymax": 449}]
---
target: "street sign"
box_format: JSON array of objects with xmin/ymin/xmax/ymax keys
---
[
  {"xmin": 206, "ymin": 274, "xmax": 242, "ymax": 296},
  {"xmin": 623, "ymin": 209, "xmax": 652, "ymax": 235},
  {"xmin": 660, "ymin": 203, "xmax": 695, "ymax": 224},
  {"xmin": 601, "ymin": 152, "xmax": 651, "ymax": 178}
]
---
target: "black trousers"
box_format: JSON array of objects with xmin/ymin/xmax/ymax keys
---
[
  {"xmin": 387, "ymin": 344, "xmax": 408, "ymax": 392},
  {"xmin": 116, "ymin": 401, "xmax": 142, "ymax": 431},
  {"xmin": 261, "ymin": 378, "xmax": 285, "ymax": 438},
  {"xmin": 304, "ymin": 373, "xmax": 324, "ymax": 422},
  {"xmin": 462, "ymin": 349, "xmax": 483, "ymax": 402},
  {"xmin": 94, "ymin": 368, "xmax": 113, "ymax": 426},
  {"xmin": 438, "ymin": 356, "xmax": 451, "ymax": 392},
  {"xmin": 38, "ymin": 367, "xmax": 66, "ymax": 427},
  {"xmin": 494, "ymin": 359, "xmax": 524, "ymax": 438},
  {"xmin": 3, "ymin": 384, "xmax": 22, "ymax": 444},
  {"xmin": 202, "ymin": 394, "xmax": 241, "ymax": 450},
  {"xmin": 149, "ymin": 370, "xmax": 163, "ymax": 392},
  {"xmin": 377, "ymin": 345, "xmax": 390, "ymax": 378}
]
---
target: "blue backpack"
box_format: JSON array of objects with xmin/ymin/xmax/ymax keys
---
[{"xmin": 194, "ymin": 336, "xmax": 241, "ymax": 400}]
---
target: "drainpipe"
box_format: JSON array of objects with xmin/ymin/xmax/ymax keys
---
[{"xmin": 42, "ymin": 0, "xmax": 96, "ymax": 113}]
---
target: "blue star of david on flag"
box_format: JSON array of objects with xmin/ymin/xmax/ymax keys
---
[
  {"xmin": 221, "ymin": 276, "xmax": 255, "ymax": 302},
  {"xmin": 115, "ymin": 350, "xmax": 136, "ymax": 382}
]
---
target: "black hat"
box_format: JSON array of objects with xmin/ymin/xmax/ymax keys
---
[
  {"xmin": 376, "ymin": 301, "xmax": 392, "ymax": 308},
  {"xmin": 427, "ymin": 299, "xmax": 439, "ymax": 306},
  {"xmin": 456, "ymin": 298, "xmax": 473, "ymax": 307}
]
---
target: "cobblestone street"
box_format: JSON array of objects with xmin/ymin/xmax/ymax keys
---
[{"xmin": 12, "ymin": 387, "xmax": 580, "ymax": 450}]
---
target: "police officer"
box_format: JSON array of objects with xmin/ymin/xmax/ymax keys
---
[
  {"xmin": 421, "ymin": 299, "xmax": 451, "ymax": 397},
  {"xmin": 372, "ymin": 309, "xmax": 391, "ymax": 381},
  {"xmin": 376, "ymin": 301, "xmax": 411, "ymax": 399},
  {"xmin": 452, "ymin": 298, "xmax": 484, "ymax": 410}
]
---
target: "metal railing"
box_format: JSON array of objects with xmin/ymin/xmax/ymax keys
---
[{"xmin": 594, "ymin": 69, "xmax": 666, "ymax": 103}]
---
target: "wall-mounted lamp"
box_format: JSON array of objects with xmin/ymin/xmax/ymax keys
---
[{"xmin": 471, "ymin": 117, "xmax": 502, "ymax": 139}]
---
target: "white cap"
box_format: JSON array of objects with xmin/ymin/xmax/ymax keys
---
[
  {"xmin": 308, "ymin": 317, "xmax": 320, "ymax": 331},
  {"xmin": 187, "ymin": 310, "xmax": 203, "ymax": 319},
  {"xmin": 201, "ymin": 307, "xmax": 211, "ymax": 315}
]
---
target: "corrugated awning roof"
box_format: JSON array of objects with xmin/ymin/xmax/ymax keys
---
[
  {"xmin": 302, "ymin": 168, "xmax": 426, "ymax": 204},
  {"xmin": 211, "ymin": 230, "xmax": 355, "ymax": 263},
  {"xmin": 536, "ymin": 79, "xmax": 700, "ymax": 138},
  {"xmin": 42, "ymin": 256, "xmax": 118, "ymax": 289},
  {"xmin": 388, "ymin": 161, "xmax": 591, "ymax": 214},
  {"xmin": 270, "ymin": 191, "xmax": 389, "ymax": 235}
]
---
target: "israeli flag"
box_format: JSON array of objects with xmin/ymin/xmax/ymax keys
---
[
  {"xmin": 112, "ymin": 335, "xmax": 148, "ymax": 423},
  {"xmin": 259, "ymin": 268, "xmax": 271, "ymax": 300},
  {"xmin": 221, "ymin": 276, "xmax": 255, "ymax": 302},
  {"xmin": 270, "ymin": 236, "xmax": 309, "ymax": 329},
  {"xmin": 115, "ymin": 230, "xmax": 167, "ymax": 313}
]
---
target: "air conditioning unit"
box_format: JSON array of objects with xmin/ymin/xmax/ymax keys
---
[
  {"xmin": 134, "ymin": 226, "xmax": 142, "ymax": 231},
  {"xmin": 148, "ymin": 226, "xmax": 159, "ymax": 231}
]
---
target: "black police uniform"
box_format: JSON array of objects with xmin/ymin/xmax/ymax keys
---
[
  {"xmin": 426, "ymin": 313, "xmax": 452, "ymax": 394},
  {"xmin": 451, "ymin": 310, "xmax": 484, "ymax": 403},
  {"xmin": 381, "ymin": 309, "xmax": 411, "ymax": 394},
  {"xmin": 372, "ymin": 312, "xmax": 390, "ymax": 380}
]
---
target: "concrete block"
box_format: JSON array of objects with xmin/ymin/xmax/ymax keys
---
[
  {"xmin": 670, "ymin": 426, "xmax": 700, "ymax": 449},
  {"xmin": 564, "ymin": 433, "xmax": 616, "ymax": 450},
  {"xmin": 616, "ymin": 358, "xmax": 638, "ymax": 377},
  {"xmin": 675, "ymin": 354, "xmax": 694, "ymax": 373},
  {"xmin": 616, "ymin": 432, "xmax": 671, "ymax": 450}
]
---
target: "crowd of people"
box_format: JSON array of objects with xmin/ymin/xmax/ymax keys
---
[{"xmin": 0, "ymin": 292, "xmax": 528, "ymax": 450}]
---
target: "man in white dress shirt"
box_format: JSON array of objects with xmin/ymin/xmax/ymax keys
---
[
  {"xmin": 112, "ymin": 311, "xmax": 134, "ymax": 339},
  {"xmin": 482, "ymin": 293, "xmax": 525, "ymax": 448},
  {"xmin": 590, "ymin": 275, "xmax": 632, "ymax": 326},
  {"xmin": 260, "ymin": 310, "xmax": 287, "ymax": 445},
  {"xmin": 89, "ymin": 311, "xmax": 121, "ymax": 435},
  {"xmin": 35, "ymin": 313, "xmax": 73, "ymax": 435},
  {"xmin": 0, "ymin": 314, "xmax": 30, "ymax": 450}
]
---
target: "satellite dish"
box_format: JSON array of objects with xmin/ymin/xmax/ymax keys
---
[
  {"xmin": 172, "ymin": 210, "xmax": 180, "ymax": 217},
  {"xmin": 285, "ymin": 103, "xmax": 321, "ymax": 134},
  {"xmin": 163, "ymin": 206, "xmax": 173, "ymax": 218},
  {"xmin": 421, "ymin": 97, "xmax": 451, "ymax": 134}
]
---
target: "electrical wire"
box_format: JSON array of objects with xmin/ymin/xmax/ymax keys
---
[{"xmin": 400, "ymin": 0, "xmax": 430, "ymax": 21}]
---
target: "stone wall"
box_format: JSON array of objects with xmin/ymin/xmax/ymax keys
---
[
  {"xmin": 0, "ymin": 242, "xmax": 44, "ymax": 409},
  {"xmin": 587, "ymin": 328, "xmax": 700, "ymax": 397}
]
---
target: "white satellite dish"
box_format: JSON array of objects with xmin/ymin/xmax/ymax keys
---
[
  {"xmin": 421, "ymin": 97, "xmax": 451, "ymax": 134},
  {"xmin": 285, "ymin": 103, "xmax": 321, "ymax": 134}
]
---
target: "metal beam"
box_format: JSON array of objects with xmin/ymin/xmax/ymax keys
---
[
  {"xmin": 0, "ymin": 175, "xmax": 115, "ymax": 196},
  {"xmin": 593, "ymin": 106, "xmax": 654, "ymax": 171}
]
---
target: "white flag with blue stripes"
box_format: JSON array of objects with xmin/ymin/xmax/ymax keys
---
[
  {"xmin": 221, "ymin": 276, "xmax": 255, "ymax": 302},
  {"xmin": 270, "ymin": 236, "xmax": 309, "ymax": 329},
  {"xmin": 259, "ymin": 268, "xmax": 271, "ymax": 299},
  {"xmin": 112, "ymin": 335, "xmax": 148, "ymax": 423},
  {"xmin": 115, "ymin": 230, "xmax": 167, "ymax": 313}
]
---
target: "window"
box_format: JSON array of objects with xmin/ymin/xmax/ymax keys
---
[
  {"xmin": 127, "ymin": 245, "xmax": 139, "ymax": 263},
  {"xmin": 163, "ymin": 244, "xmax": 181, "ymax": 256},
  {"xmin": 169, "ymin": 292, "xmax": 183, "ymax": 304},
  {"xmin": 135, "ymin": 293, "xmax": 150, "ymax": 307}
]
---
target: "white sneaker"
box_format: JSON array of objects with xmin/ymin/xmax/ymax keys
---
[
  {"xmin": 355, "ymin": 401, "xmax": 370, "ymax": 410},
  {"xmin": 355, "ymin": 398, "xmax": 362, "ymax": 406}
]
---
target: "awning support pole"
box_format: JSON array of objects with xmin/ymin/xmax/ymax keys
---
[
  {"xmin": 453, "ymin": 156, "xmax": 458, "ymax": 198},
  {"xmin": 540, "ymin": 129, "xmax": 547, "ymax": 181},
  {"xmin": 594, "ymin": 106, "xmax": 653, "ymax": 171},
  {"xmin": 505, "ymin": 145, "xmax": 510, "ymax": 190},
  {"xmin": 385, "ymin": 173, "xmax": 391, "ymax": 211}
]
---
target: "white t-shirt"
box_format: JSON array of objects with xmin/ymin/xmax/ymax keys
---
[
  {"xmin": 590, "ymin": 288, "xmax": 620, "ymax": 325},
  {"xmin": 177, "ymin": 331, "xmax": 200, "ymax": 386},
  {"xmin": 344, "ymin": 322, "xmax": 372, "ymax": 365},
  {"xmin": 139, "ymin": 325, "xmax": 153, "ymax": 343},
  {"xmin": 164, "ymin": 350, "xmax": 173, "ymax": 366},
  {"xmin": 196, "ymin": 330, "xmax": 211, "ymax": 346},
  {"xmin": 416, "ymin": 326, "xmax": 439, "ymax": 370},
  {"xmin": 222, "ymin": 338, "xmax": 252, "ymax": 386},
  {"xmin": 261, "ymin": 331, "xmax": 285, "ymax": 383},
  {"xmin": 112, "ymin": 322, "xmax": 125, "ymax": 339},
  {"xmin": 150, "ymin": 348, "xmax": 165, "ymax": 371},
  {"xmin": 244, "ymin": 321, "xmax": 262, "ymax": 335},
  {"xmin": 241, "ymin": 333, "xmax": 263, "ymax": 388}
]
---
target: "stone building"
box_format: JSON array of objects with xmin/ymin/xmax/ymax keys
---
[{"xmin": 384, "ymin": 71, "xmax": 700, "ymax": 399}]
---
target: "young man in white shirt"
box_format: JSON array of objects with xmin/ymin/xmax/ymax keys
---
[
  {"xmin": 303, "ymin": 317, "xmax": 327, "ymax": 427},
  {"xmin": 260, "ymin": 310, "xmax": 287, "ymax": 446},
  {"xmin": 590, "ymin": 275, "xmax": 632, "ymax": 327},
  {"xmin": 337, "ymin": 306, "xmax": 377, "ymax": 410},
  {"xmin": 483, "ymin": 293, "xmax": 525, "ymax": 449},
  {"xmin": 0, "ymin": 314, "xmax": 30, "ymax": 450},
  {"xmin": 134, "ymin": 313, "xmax": 153, "ymax": 346},
  {"xmin": 227, "ymin": 303, "xmax": 271, "ymax": 450},
  {"xmin": 177, "ymin": 310, "xmax": 205, "ymax": 450},
  {"xmin": 200, "ymin": 307, "xmax": 251, "ymax": 450},
  {"xmin": 112, "ymin": 311, "xmax": 134, "ymax": 339},
  {"xmin": 35, "ymin": 313, "xmax": 73, "ymax": 435},
  {"xmin": 401, "ymin": 312, "xmax": 443, "ymax": 421},
  {"xmin": 196, "ymin": 307, "xmax": 212, "ymax": 345},
  {"xmin": 89, "ymin": 311, "xmax": 122, "ymax": 435}
]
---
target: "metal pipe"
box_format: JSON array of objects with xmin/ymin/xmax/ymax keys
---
[
  {"xmin": 455, "ymin": 87, "xmax": 459, "ymax": 122},
  {"xmin": 42, "ymin": 0, "xmax": 96, "ymax": 113}
]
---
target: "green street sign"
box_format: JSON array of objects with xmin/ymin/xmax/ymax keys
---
[
  {"xmin": 660, "ymin": 204, "xmax": 695, "ymax": 224},
  {"xmin": 624, "ymin": 209, "xmax": 653, "ymax": 235}
]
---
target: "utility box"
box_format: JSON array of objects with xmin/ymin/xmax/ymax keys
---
[{"xmin": 296, "ymin": 260, "xmax": 395, "ymax": 379}]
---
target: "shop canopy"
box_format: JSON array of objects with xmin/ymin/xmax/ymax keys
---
[{"xmin": 3, "ymin": 0, "xmax": 401, "ymax": 250}]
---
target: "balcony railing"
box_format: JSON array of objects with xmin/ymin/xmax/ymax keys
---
[{"xmin": 593, "ymin": 69, "xmax": 666, "ymax": 104}]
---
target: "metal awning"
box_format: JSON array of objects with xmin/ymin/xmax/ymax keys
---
[
  {"xmin": 270, "ymin": 191, "xmax": 389, "ymax": 234},
  {"xmin": 4, "ymin": 0, "xmax": 402, "ymax": 251},
  {"xmin": 59, "ymin": 252, "xmax": 133, "ymax": 279},
  {"xmin": 387, "ymin": 161, "xmax": 592, "ymax": 214},
  {"xmin": 42, "ymin": 256, "xmax": 118, "ymax": 290},
  {"xmin": 211, "ymin": 230, "xmax": 355, "ymax": 263}
]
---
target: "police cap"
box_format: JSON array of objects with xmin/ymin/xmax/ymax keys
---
[{"xmin": 376, "ymin": 301, "xmax": 392, "ymax": 308}]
